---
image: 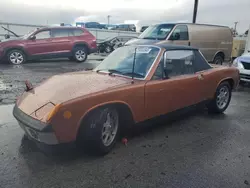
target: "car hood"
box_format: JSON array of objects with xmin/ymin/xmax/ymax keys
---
[
  {"xmin": 17, "ymin": 71, "xmax": 133, "ymax": 115},
  {"xmin": 125, "ymin": 38, "xmax": 160, "ymax": 45},
  {"xmin": 238, "ymin": 52, "xmax": 250, "ymax": 63},
  {"xmin": 0, "ymin": 37, "xmax": 24, "ymax": 44}
]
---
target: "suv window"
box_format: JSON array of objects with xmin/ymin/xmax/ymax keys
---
[
  {"xmin": 153, "ymin": 50, "xmax": 194, "ymax": 79},
  {"xmin": 35, "ymin": 30, "xmax": 51, "ymax": 39},
  {"xmin": 52, "ymin": 29, "xmax": 69, "ymax": 38},
  {"xmin": 170, "ymin": 25, "xmax": 189, "ymax": 40},
  {"xmin": 73, "ymin": 29, "xmax": 84, "ymax": 36}
]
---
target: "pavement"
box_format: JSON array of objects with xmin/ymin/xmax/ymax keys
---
[
  {"xmin": 0, "ymin": 58, "xmax": 250, "ymax": 188},
  {"xmin": 0, "ymin": 54, "xmax": 104, "ymax": 105}
]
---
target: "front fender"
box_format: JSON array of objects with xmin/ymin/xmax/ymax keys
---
[{"xmin": 76, "ymin": 100, "xmax": 135, "ymax": 130}]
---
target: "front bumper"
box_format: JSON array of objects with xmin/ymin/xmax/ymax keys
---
[
  {"xmin": 13, "ymin": 105, "xmax": 59, "ymax": 145},
  {"xmin": 239, "ymin": 69, "xmax": 250, "ymax": 82}
]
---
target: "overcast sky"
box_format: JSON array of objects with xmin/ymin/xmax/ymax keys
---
[{"xmin": 0, "ymin": 0, "xmax": 250, "ymax": 33}]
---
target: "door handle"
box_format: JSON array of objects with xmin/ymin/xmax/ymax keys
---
[{"xmin": 159, "ymin": 88, "xmax": 164, "ymax": 92}]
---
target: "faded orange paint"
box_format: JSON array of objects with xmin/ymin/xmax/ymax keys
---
[{"xmin": 16, "ymin": 46, "xmax": 239, "ymax": 143}]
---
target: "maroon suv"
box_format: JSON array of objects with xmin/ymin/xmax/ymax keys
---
[{"xmin": 0, "ymin": 26, "xmax": 97, "ymax": 64}]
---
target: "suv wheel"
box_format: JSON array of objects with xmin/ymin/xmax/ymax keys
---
[
  {"xmin": 7, "ymin": 49, "xmax": 26, "ymax": 65},
  {"xmin": 73, "ymin": 47, "xmax": 88, "ymax": 63}
]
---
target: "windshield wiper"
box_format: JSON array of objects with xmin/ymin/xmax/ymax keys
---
[
  {"xmin": 96, "ymin": 69, "xmax": 123, "ymax": 75},
  {"xmin": 107, "ymin": 69, "xmax": 123, "ymax": 75},
  {"xmin": 141, "ymin": 37, "xmax": 156, "ymax": 40},
  {"xmin": 122, "ymin": 72, "xmax": 145, "ymax": 78}
]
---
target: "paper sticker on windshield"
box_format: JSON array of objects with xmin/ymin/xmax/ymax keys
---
[{"xmin": 137, "ymin": 47, "xmax": 152, "ymax": 53}]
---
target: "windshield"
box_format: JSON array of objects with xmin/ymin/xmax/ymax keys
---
[
  {"xmin": 138, "ymin": 24, "xmax": 175, "ymax": 40},
  {"xmin": 94, "ymin": 45, "xmax": 160, "ymax": 79}
]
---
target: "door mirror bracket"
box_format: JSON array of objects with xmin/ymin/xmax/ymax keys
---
[{"xmin": 29, "ymin": 35, "xmax": 36, "ymax": 40}]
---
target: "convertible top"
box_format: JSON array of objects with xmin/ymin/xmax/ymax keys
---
[{"xmin": 155, "ymin": 44, "xmax": 198, "ymax": 51}]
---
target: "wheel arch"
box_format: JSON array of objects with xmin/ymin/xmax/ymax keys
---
[
  {"xmin": 216, "ymin": 77, "xmax": 234, "ymax": 90},
  {"xmin": 76, "ymin": 101, "xmax": 135, "ymax": 139},
  {"xmin": 4, "ymin": 46, "xmax": 29, "ymax": 57},
  {"xmin": 213, "ymin": 51, "xmax": 225, "ymax": 61},
  {"xmin": 72, "ymin": 42, "xmax": 90, "ymax": 54}
]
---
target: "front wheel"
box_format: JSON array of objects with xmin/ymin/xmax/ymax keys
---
[
  {"xmin": 77, "ymin": 106, "xmax": 120, "ymax": 155},
  {"xmin": 207, "ymin": 82, "xmax": 232, "ymax": 113},
  {"xmin": 7, "ymin": 49, "xmax": 26, "ymax": 65},
  {"xmin": 73, "ymin": 47, "xmax": 88, "ymax": 63}
]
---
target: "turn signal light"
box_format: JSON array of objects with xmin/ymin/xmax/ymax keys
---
[{"xmin": 46, "ymin": 104, "xmax": 61, "ymax": 122}]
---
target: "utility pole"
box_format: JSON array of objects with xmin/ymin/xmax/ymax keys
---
[
  {"xmin": 107, "ymin": 15, "xmax": 111, "ymax": 26},
  {"xmin": 234, "ymin": 21, "xmax": 238, "ymax": 34},
  {"xmin": 192, "ymin": 0, "xmax": 199, "ymax": 23}
]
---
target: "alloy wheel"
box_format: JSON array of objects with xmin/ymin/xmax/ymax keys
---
[
  {"xmin": 75, "ymin": 50, "xmax": 86, "ymax": 61},
  {"xmin": 9, "ymin": 52, "xmax": 24, "ymax": 65},
  {"xmin": 101, "ymin": 109, "xmax": 119, "ymax": 147},
  {"xmin": 216, "ymin": 86, "xmax": 230, "ymax": 109}
]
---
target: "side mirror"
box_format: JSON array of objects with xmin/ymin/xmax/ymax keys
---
[
  {"xmin": 4, "ymin": 34, "xmax": 10, "ymax": 39},
  {"xmin": 29, "ymin": 35, "xmax": 36, "ymax": 40}
]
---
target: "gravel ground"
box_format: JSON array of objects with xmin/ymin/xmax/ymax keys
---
[{"xmin": 0, "ymin": 59, "xmax": 250, "ymax": 188}]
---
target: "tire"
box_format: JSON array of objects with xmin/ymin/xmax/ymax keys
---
[
  {"xmin": 213, "ymin": 54, "xmax": 223, "ymax": 65},
  {"xmin": 77, "ymin": 106, "xmax": 120, "ymax": 155},
  {"xmin": 207, "ymin": 81, "xmax": 232, "ymax": 113},
  {"xmin": 7, "ymin": 49, "xmax": 26, "ymax": 65},
  {"xmin": 73, "ymin": 46, "xmax": 88, "ymax": 63}
]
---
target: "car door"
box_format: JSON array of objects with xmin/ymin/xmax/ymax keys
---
[
  {"xmin": 50, "ymin": 28, "xmax": 72, "ymax": 54},
  {"xmin": 167, "ymin": 25, "xmax": 190, "ymax": 46},
  {"xmin": 145, "ymin": 49, "xmax": 206, "ymax": 119},
  {"xmin": 25, "ymin": 29, "xmax": 53, "ymax": 56}
]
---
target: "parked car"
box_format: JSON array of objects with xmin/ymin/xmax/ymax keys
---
[
  {"xmin": 0, "ymin": 26, "xmax": 97, "ymax": 64},
  {"xmin": 140, "ymin": 26, "xmax": 149, "ymax": 33},
  {"xmin": 232, "ymin": 51, "xmax": 250, "ymax": 84},
  {"xmin": 13, "ymin": 44, "xmax": 239, "ymax": 154},
  {"xmin": 125, "ymin": 23, "xmax": 233, "ymax": 65},
  {"xmin": 97, "ymin": 36, "xmax": 138, "ymax": 53},
  {"xmin": 75, "ymin": 22, "xmax": 105, "ymax": 29},
  {"xmin": 112, "ymin": 24, "xmax": 136, "ymax": 32}
]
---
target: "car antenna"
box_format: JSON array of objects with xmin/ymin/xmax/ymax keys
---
[{"xmin": 131, "ymin": 47, "xmax": 137, "ymax": 84}]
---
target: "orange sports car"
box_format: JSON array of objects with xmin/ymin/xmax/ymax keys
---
[{"xmin": 13, "ymin": 44, "xmax": 239, "ymax": 154}]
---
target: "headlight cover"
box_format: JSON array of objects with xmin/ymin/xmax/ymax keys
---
[{"xmin": 232, "ymin": 58, "xmax": 244, "ymax": 69}]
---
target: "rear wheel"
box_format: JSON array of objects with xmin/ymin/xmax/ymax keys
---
[
  {"xmin": 73, "ymin": 46, "xmax": 88, "ymax": 63},
  {"xmin": 7, "ymin": 49, "xmax": 26, "ymax": 65},
  {"xmin": 77, "ymin": 106, "xmax": 120, "ymax": 155},
  {"xmin": 207, "ymin": 81, "xmax": 232, "ymax": 113},
  {"xmin": 213, "ymin": 54, "xmax": 224, "ymax": 65}
]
